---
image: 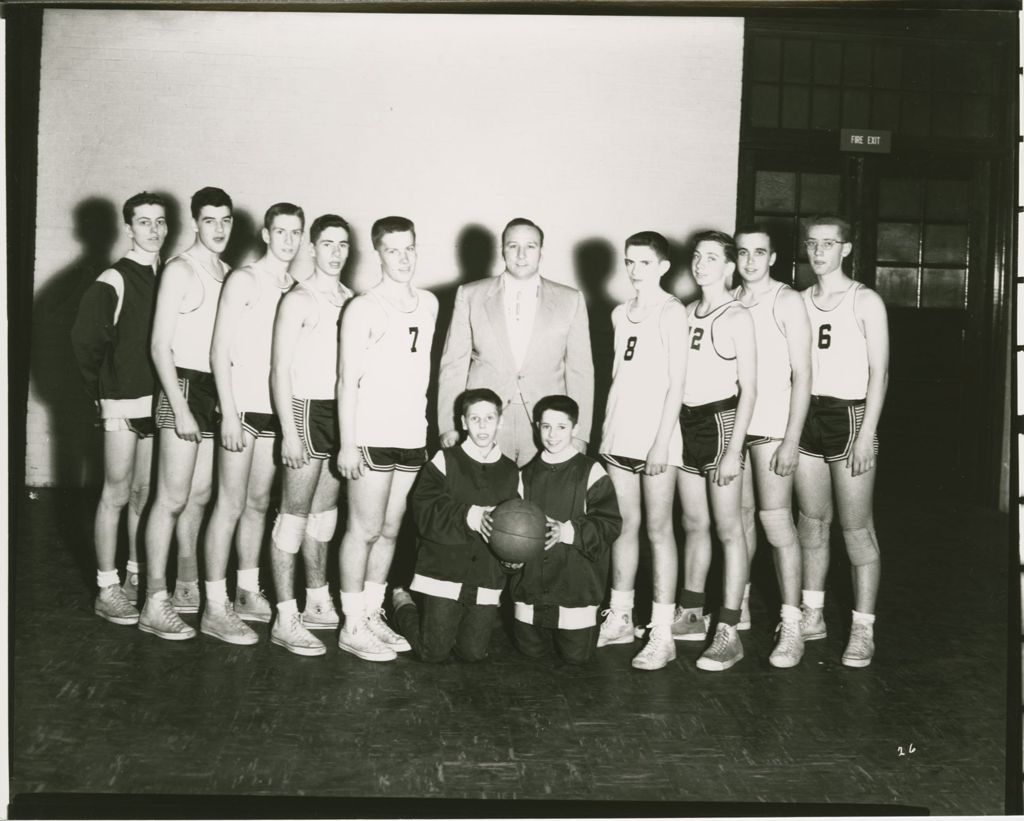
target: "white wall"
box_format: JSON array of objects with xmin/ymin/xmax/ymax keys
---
[{"xmin": 28, "ymin": 9, "xmax": 744, "ymax": 486}]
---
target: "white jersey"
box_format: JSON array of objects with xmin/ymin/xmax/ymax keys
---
[
  {"xmin": 802, "ymin": 282, "xmax": 869, "ymax": 400},
  {"xmin": 291, "ymin": 281, "xmax": 351, "ymax": 400},
  {"xmin": 682, "ymin": 299, "xmax": 740, "ymax": 407},
  {"xmin": 170, "ymin": 250, "xmax": 227, "ymax": 372},
  {"xmin": 230, "ymin": 264, "xmax": 292, "ymax": 413},
  {"xmin": 737, "ymin": 280, "xmax": 792, "ymax": 439},
  {"xmin": 355, "ymin": 287, "xmax": 435, "ymax": 448},
  {"xmin": 600, "ymin": 297, "xmax": 683, "ymax": 466}
]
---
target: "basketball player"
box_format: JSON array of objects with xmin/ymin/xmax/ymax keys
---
[
  {"xmin": 140, "ymin": 187, "xmax": 232, "ymax": 640},
  {"xmin": 336, "ymin": 216, "xmax": 437, "ymax": 662},
  {"xmin": 595, "ymin": 232, "xmax": 688, "ymax": 672},
  {"xmin": 437, "ymin": 218, "xmax": 594, "ymax": 466},
  {"xmin": 200, "ymin": 203, "xmax": 303, "ymax": 645},
  {"xmin": 71, "ymin": 191, "xmax": 167, "ymax": 625},
  {"xmin": 268, "ymin": 214, "xmax": 353, "ymax": 657},
  {"xmin": 674, "ymin": 230, "xmax": 757, "ymax": 672},
  {"xmin": 733, "ymin": 225, "xmax": 811, "ymax": 668},
  {"xmin": 795, "ymin": 215, "xmax": 888, "ymax": 668}
]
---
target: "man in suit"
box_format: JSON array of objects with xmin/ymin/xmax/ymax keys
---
[{"xmin": 438, "ymin": 218, "xmax": 594, "ymax": 466}]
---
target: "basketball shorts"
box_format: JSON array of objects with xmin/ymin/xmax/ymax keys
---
[
  {"xmin": 103, "ymin": 416, "xmax": 155, "ymax": 438},
  {"xmin": 745, "ymin": 433, "xmax": 776, "ymax": 449},
  {"xmin": 238, "ymin": 411, "xmax": 280, "ymax": 439},
  {"xmin": 680, "ymin": 396, "xmax": 743, "ymax": 477},
  {"xmin": 155, "ymin": 368, "xmax": 218, "ymax": 438},
  {"xmin": 601, "ymin": 454, "xmax": 646, "ymax": 474},
  {"xmin": 361, "ymin": 446, "xmax": 428, "ymax": 473},
  {"xmin": 799, "ymin": 396, "xmax": 879, "ymax": 463},
  {"xmin": 292, "ymin": 398, "xmax": 337, "ymax": 460}
]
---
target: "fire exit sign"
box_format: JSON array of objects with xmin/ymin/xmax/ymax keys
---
[{"xmin": 840, "ymin": 128, "xmax": 892, "ymax": 153}]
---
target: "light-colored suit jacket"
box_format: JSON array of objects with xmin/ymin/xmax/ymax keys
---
[{"xmin": 438, "ymin": 274, "xmax": 595, "ymax": 442}]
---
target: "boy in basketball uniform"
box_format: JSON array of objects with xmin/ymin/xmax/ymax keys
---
[
  {"xmin": 795, "ymin": 215, "xmax": 888, "ymax": 668},
  {"xmin": 508, "ymin": 395, "xmax": 621, "ymax": 665},
  {"xmin": 595, "ymin": 232, "xmax": 689, "ymax": 672},
  {"xmin": 268, "ymin": 214, "xmax": 353, "ymax": 656},
  {"xmin": 733, "ymin": 226, "xmax": 811, "ymax": 668},
  {"xmin": 336, "ymin": 216, "xmax": 438, "ymax": 662},
  {"xmin": 200, "ymin": 203, "xmax": 304, "ymax": 645},
  {"xmin": 71, "ymin": 191, "xmax": 167, "ymax": 625},
  {"xmin": 141, "ymin": 187, "xmax": 233, "ymax": 640},
  {"xmin": 391, "ymin": 388, "xmax": 519, "ymax": 662},
  {"xmin": 674, "ymin": 231, "xmax": 757, "ymax": 672}
]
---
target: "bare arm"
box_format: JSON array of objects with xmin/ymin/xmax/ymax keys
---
[
  {"xmin": 850, "ymin": 288, "xmax": 889, "ymax": 476},
  {"xmin": 210, "ymin": 268, "xmax": 255, "ymax": 452},
  {"xmin": 150, "ymin": 259, "xmax": 199, "ymax": 442},
  {"xmin": 716, "ymin": 306, "xmax": 757, "ymax": 487},
  {"xmin": 772, "ymin": 287, "xmax": 812, "ymax": 477},
  {"xmin": 565, "ymin": 291, "xmax": 595, "ymax": 448},
  {"xmin": 336, "ymin": 295, "xmax": 377, "ymax": 480},
  {"xmin": 645, "ymin": 300, "xmax": 689, "ymax": 476},
  {"xmin": 271, "ymin": 288, "xmax": 312, "ymax": 469}
]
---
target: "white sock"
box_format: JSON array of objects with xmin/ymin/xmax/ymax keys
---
[
  {"xmin": 650, "ymin": 601, "xmax": 675, "ymax": 627},
  {"xmin": 609, "ymin": 588, "xmax": 634, "ymax": 613},
  {"xmin": 237, "ymin": 567, "xmax": 259, "ymax": 593},
  {"xmin": 742, "ymin": 583, "xmax": 751, "ymax": 601},
  {"xmin": 97, "ymin": 569, "xmax": 119, "ymax": 589},
  {"xmin": 126, "ymin": 560, "xmax": 142, "ymax": 576},
  {"xmin": 205, "ymin": 578, "xmax": 228, "ymax": 603},
  {"xmin": 363, "ymin": 580, "xmax": 387, "ymax": 613},
  {"xmin": 277, "ymin": 599, "xmax": 298, "ymax": 619},
  {"xmin": 149, "ymin": 589, "xmax": 169, "ymax": 603},
  {"xmin": 306, "ymin": 584, "xmax": 331, "ymax": 605},
  {"xmin": 852, "ymin": 610, "xmax": 875, "ymax": 627},
  {"xmin": 780, "ymin": 604, "xmax": 802, "ymax": 623},
  {"xmin": 802, "ymin": 589, "xmax": 825, "ymax": 609},
  {"xmin": 340, "ymin": 591, "xmax": 365, "ymax": 621}
]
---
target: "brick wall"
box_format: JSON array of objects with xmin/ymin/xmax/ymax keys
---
[{"xmin": 28, "ymin": 9, "xmax": 744, "ymax": 486}]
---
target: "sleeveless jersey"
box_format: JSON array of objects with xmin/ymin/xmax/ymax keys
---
[
  {"xmin": 291, "ymin": 281, "xmax": 350, "ymax": 400},
  {"xmin": 600, "ymin": 297, "xmax": 684, "ymax": 465},
  {"xmin": 229, "ymin": 264, "xmax": 292, "ymax": 413},
  {"xmin": 682, "ymin": 299, "xmax": 740, "ymax": 407},
  {"xmin": 802, "ymin": 282, "xmax": 869, "ymax": 400},
  {"xmin": 355, "ymin": 288, "xmax": 435, "ymax": 448},
  {"xmin": 170, "ymin": 249, "xmax": 227, "ymax": 372},
  {"xmin": 737, "ymin": 280, "xmax": 792, "ymax": 439}
]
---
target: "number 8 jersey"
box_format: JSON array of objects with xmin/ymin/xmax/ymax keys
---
[
  {"xmin": 802, "ymin": 282, "xmax": 869, "ymax": 400},
  {"xmin": 599, "ymin": 297, "xmax": 684, "ymax": 466}
]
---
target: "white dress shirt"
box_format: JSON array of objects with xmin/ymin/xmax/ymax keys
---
[{"xmin": 502, "ymin": 271, "xmax": 541, "ymax": 371}]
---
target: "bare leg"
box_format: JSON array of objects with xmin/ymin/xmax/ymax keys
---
[
  {"xmin": 365, "ymin": 468, "xmax": 418, "ymax": 586},
  {"xmin": 830, "ymin": 460, "xmax": 879, "ymax": 614},
  {"xmin": 203, "ymin": 434, "xmax": 255, "ymax": 583},
  {"xmin": 740, "ymin": 460, "xmax": 757, "ymax": 570},
  {"xmin": 175, "ymin": 437, "xmax": 214, "ymax": 582},
  {"xmin": 794, "ymin": 455, "xmax": 833, "ymax": 593},
  {"xmin": 272, "ymin": 458, "xmax": 322, "ymax": 604},
  {"xmin": 302, "ymin": 464, "xmax": 341, "ymax": 589},
  {"xmin": 145, "ymin": 430, "xmax": 200, "ymax": 591},
  {"xmin": 237, "ymin": 436, "xmax": 277, "ymax": 572},
  {"xmin": 605, "ymin": 466, "xmax": 641, "ymax": 594},
  {"xmin": 643, "ymin": 468, "xmax": 680, "ymax": 605},
  {"xmin": 126, "ymin": 436, "xmax": 153, "ymax": 566},
  {"xmin": 708, "ymin": 474, "xmax": 747, "ymax": 612},
  {"xmin": 750, "ymin": 443, "xmax": 801, "ymax": 608},
  {"xmin": 95, "ymin": 430, "xmax": 141, "ymax": 574},
  {"xmin": 339, "ymin": 469, "xmax": 393, "ymax": 593},
  {"xmin": 678, "ymin": 470, "xmax": 712, "ymax": 597}
]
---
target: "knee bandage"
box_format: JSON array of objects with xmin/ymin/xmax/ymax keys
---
[
  {"xmin": 272, "ymin": 513, "xmax": 307, "ymax": 554},
  {"xmin": 759, "ymin": 508, "xmax": 798, "ymax": 551},
  {"xmin": 306, "ymin": 508, "xmax": 338, "ymax": 542},
  {"xmin": 843, "ymin": 527, "xmax": 880, "ymax": 566},
  {"xmin": 797, "ymin": 512, "xmax": 831, "ymax": 552}
]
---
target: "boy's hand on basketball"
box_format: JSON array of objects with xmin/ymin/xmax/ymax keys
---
[
  {"xmin": 715, "ymin": 451, "xmax": 742, "ymax": 486},
  {"xmin": 440, "ymin": 430, "xmax": 461, "ymax": 448},
  {"xmin": 219, "ymin": 415, "xmax": 246, "ymax": 453},
  {"xmin": 337, "ymin": 445, "xmax": 365, "ymax": 480},
  {"xmin": 644, "ymin": 441, "xmax": 669, "ymax": 476},
  {"xmin": 500, "ymin": 560, "xmax": 524, "ymax": 571},
  {"xmin": 174, "ymin": 408, "xmax": 202, "ymax": 444},
  {"xmin": 544, "ymin": 518, "xmax": 561, "ymax": 549},
  {"xmin": 479, "ymin": 508, "xmax": 495, "ymax": 542},
  {"xmin": 771, "ymin": 439, "xmax": 799, "ymax": 477},
  {"xmin": 847, "ymin": 435, "xmax": 875, "ymax": 477},
  {"xmin": 281, "ymin": 433, "xmax": 309, "ymax": 469}
]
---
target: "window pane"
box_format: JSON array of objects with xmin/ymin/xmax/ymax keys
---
[
  {"xmin": 795, "ymin": 262, "xmax": 816, "ymax": 290},
  {"xmin": 799, "ymin": 173, "xmax": 840, "ymax": 214},
  {"xmin": 876, "ymin": 266, "xmax": 919, "ymax": 307},
  {"xmin": 962, "ymin": 95, "xmax": 992, "ymax": 139},
  {"xmin": 811, "ymin": 87, "xmax": 840, "ymax": 130},
  {"xmin": 872, "ymin": 91, "xmax": 901, "ymax": 130},
  {"xmin": 814, "ymin": 41, "xmax": 842, "ymax": 85},
  {"xmin": 902, "ymin": 47, "xmax": 931, "ymax": 90},
  {"xmin": 878, "ymin": 178, "xmax": 921, "ymax": 220},
  {"xmin": 877, "ymin": 222, "xmax": 921, "ymax": 262},
  {"xmin": 754, "ymin": 171, "xmax": 796, "ymax": 212},
  {"xmin": 781, "ymin": 85, "xmax": 810, "ymax": 129},
  {"xmin": 932, "ymin": 94, "xmax": 963, "ymax": 138},
  {"xmin": 923, "ymin": 224, "xmax": 968, "ymax": 265},
  {"xmin": 925, "ymin": 179, "xmax": 968, "ymax": 221},
  {"xmin": 921, "ymin": 268, "xmax": 966, "ymax": 309},
  {"xmin": 901, "ymin": 92, "xmax": 930, "ymax": 136},
  {"xmin": 842, "ymin": 89, "xmax": 871, "ymax": 126},
  {"xmin": 844, "ymin": 42, "xmax": 872, "ymax": 86},
  {"xmin": 749, "ymin": 83, "xmax": 779, "ymax": 128},
  {"xmin": 750, "ymin": 37, "xmax": 782, "ymax": 81},
  {"xmin": 874, "ymin": 44, "xmax": 903, "ymax": 90},
  {"xmin": 783, "ymin": 39, "xmax": 812, "ymax": 82}
]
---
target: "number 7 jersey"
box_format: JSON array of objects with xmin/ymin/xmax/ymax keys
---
[{"xmin": 801, "ymin": 282, "xmax": 869, "ymax": 400}]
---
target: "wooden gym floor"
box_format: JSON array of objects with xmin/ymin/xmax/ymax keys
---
[{"xmin": 8, "ymin": 486, "xmax": 1014, "ymax": 817}]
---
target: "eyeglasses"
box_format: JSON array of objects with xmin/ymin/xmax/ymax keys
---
[{"xmin": 804, "ymin": 239, "xmax": 842, "ymax": 252}]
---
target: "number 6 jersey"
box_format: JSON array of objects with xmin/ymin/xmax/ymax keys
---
[{"xmin": 802, "ymin": 282, "xmax": 869, "ymax": 400}]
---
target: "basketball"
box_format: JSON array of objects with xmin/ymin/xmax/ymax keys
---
[{"xmin": 488, "ymin": 499, "xmax": 547, "ymax": 563}]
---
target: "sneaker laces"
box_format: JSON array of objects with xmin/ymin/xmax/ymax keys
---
[
  {"xmin": 369, "ymin": 608, "xmax": 401, "ymax": 640},
  {"xmin": 846, "ymin": 623, "xmax": 872, "ymax": 655},
  {"xmin": 707, "ymin": 624, "xmax": 734, "ymax": 655},
  {"xmin": 155, "ymin": 596, "xmax": 186, "ymax": 628},
  {"xmin": 775, "ymin": 620, "xmax": 800, "ymax": 651},
  {"xmin": 104, "ymin": 586, "xmax": 136, "ymax": 615}
]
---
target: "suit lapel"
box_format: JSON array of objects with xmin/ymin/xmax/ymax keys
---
[{"xmin": 484, "ymin": 275, "xmax": 517, "ymax": 368}]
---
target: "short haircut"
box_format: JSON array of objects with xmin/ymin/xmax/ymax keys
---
[
  {"xmin": 502, "ymin": 218, "xmax": 544, "ymax": 248},
  {"xmin": 693, "ymin": 230, "xmax": 737, "ymax": 265},
  {"xmin": 459, "ymin": 388, "xmax": 503, "ymax": 418},
  {"xmin": 190, "ymin": 187, "xmax": 232, "ymax": 220},
  {"xmin": 371, "ymin": 216, "xmax": 415, "ymax": 250},
  {"xmin": 264, "ymin": 202, "xmax": 305, "ymax": 232},
  {"xmin": 309, "ymin": 214, "xmax": 351, "ymax": 244},
  {"xmin": 805, "ymin": 214, "xmax": 853, "ymax": 243},
  {"xmin": 122, "ymin": 191, "xmax": 166, "ymax": 225},
  {"xmin": 625, "ymin": 231, "xmax": 670, "ymax": 262},
  {"xmin": 533, "ymin": 394, "xmax": 579, "ymax": 426},
  {"xmin": 734, "ymin": 223, "xmax": 774, "ymax": 253}
]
